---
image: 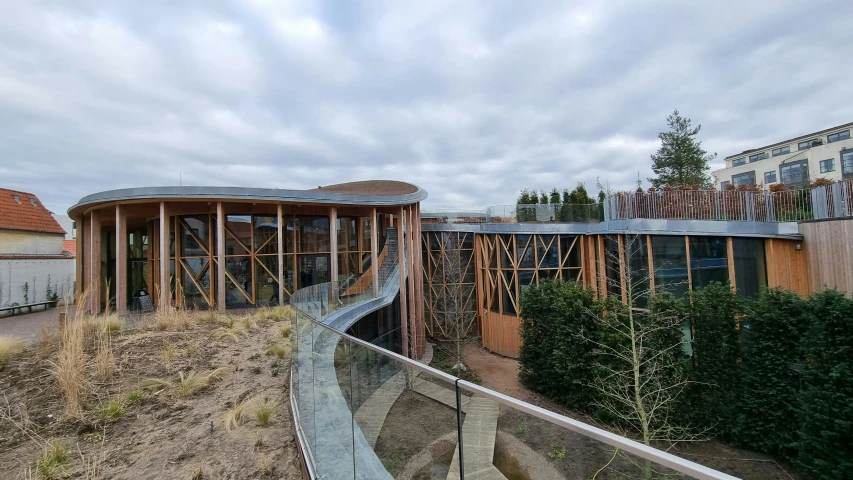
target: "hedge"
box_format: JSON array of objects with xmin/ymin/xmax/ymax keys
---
[{"xmin": 518, "ymin": 279, "xmax": 853, "ymax": 479}]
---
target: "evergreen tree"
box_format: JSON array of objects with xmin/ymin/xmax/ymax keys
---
[
  {"xmin": 648, "ymin": 110, "xmax": 716, "ymax": 188},
  {"xmin": 539, "ymin": 190, "xmax": 548, "ymax": 204}
]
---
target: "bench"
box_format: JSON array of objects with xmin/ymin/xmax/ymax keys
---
[{"xmin": 0, "ymin": 300, "xmax": 59, "ymax": 317}]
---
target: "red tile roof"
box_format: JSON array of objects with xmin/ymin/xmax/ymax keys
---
[
  {"xmin": 0, "ymin": 188, "xmax": 66, "ymax": 234},
  {"xmin": 63, "ymin": 240, "xmax": 77, "ymax": 258}
]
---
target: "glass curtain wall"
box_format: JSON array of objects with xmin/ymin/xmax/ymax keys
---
[
  {"xmin": 689, "ymin": 236, "xmax": 729, "ymax": 289},
  {"xmin": 154, "ymin": 212, "xmax": 371, "ymax": 309},
  {"xmin": 733, "ymin": 238, "xmax": 767, "ymax": 298},
  {"xmin": 652, "ymin": 236, "xmax": 689, "ymax": 299}
]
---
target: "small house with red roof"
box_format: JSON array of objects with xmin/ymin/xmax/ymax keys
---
[{"xmin": 0, "ymin": 188, "xmax": 74, "ymax": 311}]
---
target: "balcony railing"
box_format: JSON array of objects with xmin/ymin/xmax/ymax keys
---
[
  {"xmin": 604, "ymin": 182, "xmax": 853, "ymax": 223},
  {"xmin": 288, "ymin": 260, "xmax": 738, "ymax": 478}
]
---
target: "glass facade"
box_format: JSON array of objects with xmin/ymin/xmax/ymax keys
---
[
  {"xmin": 652, "ymin": 236, "xmax": 689, "ymax": 299},
  {"xmin": 733, "ymin": 238, "xmax": 766, "ymax": 298},
  {"xmin": 477, "ymin": 233, "xmax": 583, "ymax": 316},
  {"xmin": 152, "ymin": 212, "xmax": 375, "ymax": 309},
  {"xmin": 689, "ymin": 236, "xmax": 728, "ymax": 290}
]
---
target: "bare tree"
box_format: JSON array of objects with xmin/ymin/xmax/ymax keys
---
[
  {"xmin": 581, "ymin": 234, "xmax": 699, "ymax": 479},
  {"xmin": 427, "ymin": 232, "xmax": 478, "ymax": 372}
]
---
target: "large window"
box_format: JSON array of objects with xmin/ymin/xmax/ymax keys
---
[
  {"xmin": 820, "ymin": 159, "xmax": 835, "ymax": 173},
  {"xmin": 827, "ymin": 130, "xmax": 850, "ymax": 143},
  {"xmin": 772, "ymin": 146, "xmax": 790, "ymax": 156},
  {"xmin": 689, "ymin": 237, "xmax": 729, "ymax": 290},
  {"xmin": 652, "ymin": 236, "xmax": 689, "ymax": 299},
  {"xmin": 780, "ymin": 160, "xmax": 809, "ymax": 187},
  {"xmin": 749, "ymin": 152, "xmax": 767, "ymax": 162},
  {"xmin": 731, "ymin": 157, "xmax": 746, "ymax": 167},
  {"xmin": 842, "ymin": 150, "xmax": 853, "ymax": 178},
  {"xmin": 798, "ymin": 139, "xmax": 816, "ymax": 150},
  {"xmin": 732, "ymin": 238, "xmax": 766, "ymax": 298},
  {"xmin": 764, "ymin": 171, "xmax": 777, "ymax": 184},
  {"xmin": 625, "ymin": 235, "xmax": 649, "ymax": 308},
  {"xmin": 732, "ymin": 171, "xmax": 756, "ymax": 187}
]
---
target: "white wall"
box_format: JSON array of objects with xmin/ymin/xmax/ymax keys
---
[
  {"xmin": 52, "ymin": 214, "xmax": 76, "ymax": 240},
  {"xmin": 0, "ymin": 230, "xmax": 64, "ymax": 255},
  {"xmin": 0, "ymin": 259, "xmax": 75, "ymax": 306},
  {"xmin": 716, "ymin": 137, "xmax": 853, "ymax": 187}
]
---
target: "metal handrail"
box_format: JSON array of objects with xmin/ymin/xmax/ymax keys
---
[{"xmin": 293, "ymin": 307, "xmax": 739, "ymax": 480}]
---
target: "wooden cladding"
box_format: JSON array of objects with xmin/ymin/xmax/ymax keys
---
[
  {"xmin": 798, "ymin": 219, "xmax": 853, "ymax": 296},
  {"xmin": 476, "ymin": 233, "xmax": 583, "ymax": 357},
  {"xmin": 765, "ymin": 238, "xmax": 810, "ymax": 297}
]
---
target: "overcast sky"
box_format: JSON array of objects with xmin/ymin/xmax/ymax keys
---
[{"xmin": 1, "ymin": 1, "xmax": 852, "ymax": 214}]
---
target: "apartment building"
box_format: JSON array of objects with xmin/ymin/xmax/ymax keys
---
[{"xmin": 715, "ymin": 122, "xmax": 853, "ymax": 189}]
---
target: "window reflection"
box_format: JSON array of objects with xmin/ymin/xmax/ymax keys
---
[
  {"xmin": 689, "ymin": 236, "xmax": 729, "ymax": 290},
  {"xmin": 652, "ymin": 236, "xmax": 689, "ymax": 299}
]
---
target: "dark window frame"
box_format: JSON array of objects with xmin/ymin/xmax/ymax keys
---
[
  {"xmin": 827, "ymin": 130, "xmax": 850, "ymax": 143},
  {"xmin": 749, "ymin": 152, "xmax": 767, "ymax": 162},
  {"xmin": 842, "ymin": 149, "xmax": 853, "ymax": 179},
  {"xmin": 732, "ymin": 171, "xmax": 756, "ymax": 187},
  {"xmin": 764, "ymin": 171, "xmax": 777, "ymax": 184},
  {"xmin": 720, "ymin": 180, "xmax": 731, "ymax": 190},
  {"xmin": 779, "ymin": 159, "xmax": 810, "ymax": 187},
  {"xmin": 798, "ymin": 140, "xmax": 813, "ymax": 151},
  {"xmin": 731, "ymin": 157, "xmax": 746, "ymax": 167},
  {"xmin": 771, "ymin": 146, "xmax": 790, "ymax": 156},
  {"xmin": 819, "ymin": 159, "xmax": 835, "ymax": 174}
]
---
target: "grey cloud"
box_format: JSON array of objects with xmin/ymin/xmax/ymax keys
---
[{"xmin": 0, "ymin": 0, "xmax": 852, "ymax": 213}]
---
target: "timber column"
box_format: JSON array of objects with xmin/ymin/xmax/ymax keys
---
[
  {"xmin": 398, "ymin": 208, "xmax": 409, "ymax": 357},
  {"xmin": 159, "ymin": 202, "xmax": 171, "ymax": 310},
  {"xmin": 371, "ymin": 208, "xmax": 379, "ymax": 296},
  {"xmin": 89, "ymin": 211, "xmax": 101, "ymax": 314},
  {"xmin": 216, "ymin": 203, "xmax": 226, "ymax": 311},
  {"xmin": 115, "ymin": 205, "xmax": 127, "ymax": 314},
  {"xmin": 330, "ymin": 207, "xmax": 338, "ymax": 285}
]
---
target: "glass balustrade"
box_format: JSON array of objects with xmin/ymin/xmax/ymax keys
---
[{"xmin": 289, "ymin": 277, "xmax": 738, "ymax": 479}]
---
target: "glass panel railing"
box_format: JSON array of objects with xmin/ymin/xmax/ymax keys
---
[
  {"xmin": 349, "ymin": 337, "xmax": 461, "ymax": 479},
  {"xmin": 454, "ymin": 380, "xmax": 738, "ymax": 480}
]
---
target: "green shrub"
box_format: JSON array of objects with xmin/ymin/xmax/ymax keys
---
[
  {"xmin": 518, "ymin": 279, "xmax": 598, "ymax": 412},
  {"xmin": 734, "ymin": 288, "xmax": 806, "ymax": 456},
  {"xmin": 795, "ymin": 290, "xmax": 853, "ymax": 479},
  {"xmin": 685, "ymin": 282, "xmax": 743, "ymax": 439}
]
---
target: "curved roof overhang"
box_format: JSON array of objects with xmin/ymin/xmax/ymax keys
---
[
  {"xmin": 68, "ymin": 182, "xmax": 427, "ymax": 217},
  {"xmin": 423, "ymin": 218, "xmax": 803, "ymax": 240}
]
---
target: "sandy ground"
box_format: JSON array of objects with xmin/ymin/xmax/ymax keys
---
[{"xmin": 0, "ymin": 310, "xmax": 303, "ymax": 479}]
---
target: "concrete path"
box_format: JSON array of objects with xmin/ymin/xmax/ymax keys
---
[
  {"xmin": 446, "ymin": 396, "xmax": 506, "ymax": 480},
  {"xmin": 412, "ymin": 380, "xmax": 471, "ymax": 413},
  {"xmin": 0, "ymin": 306, "xmax": 72, "ymax": 342},
  {"xmin": 353, "ymin": 342, "xmax": 435, "ymax": 448}
]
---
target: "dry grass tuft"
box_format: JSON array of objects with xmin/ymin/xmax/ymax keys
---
[
  {"xmin": 155, "ymin": 308, "xmax": 193, "ymax": 331},
  {"xmin": 94, "ymin": 331, "xmax": 115, "ymax": 381},
  {"xmin": 36, "ymin": 440, "xmax": 70, "ymax": 480},
  {"xmin": 141, "ymin": 368, "xmax": 227, "ymax": 398},
  {"xmin": 0, "ymin": 335, "xmax": 26, "ymax": 367},
  {"xmin": 161, "ymin": 342, "xmax": 177, "ymax": 369},
  {"xmin": 223, "ymin": 397, "xmax": 251, "ymax": 432},
  {"xmin": 36, "ymin": 327, "xmax": 58, "ymax": 360},
  {"xmin": 279, "ymin": 325, "xmax": 292, "ymax": 338},
  {"xmin": 264, "ymin": 344, "xmax": 286, "ymax": 359},
  {"xmin": 251, "ymin": 397, "xmax": 278, "ymax": 426},
  {"xmin": 254, "ymin": 305, "xmax": 293, "ymax": 323},
  {"xmin": 50, "ymin": 317, "xmax": 88, "ymax": 418},
  {"xmin": 91, "ymin": 313, "xmax": 122, "ymax": 334}
]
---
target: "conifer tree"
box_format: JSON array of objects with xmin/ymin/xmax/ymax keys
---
[{"xmin": 649, "ymin": 110, "xmax": 716, "ymax": 188}]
